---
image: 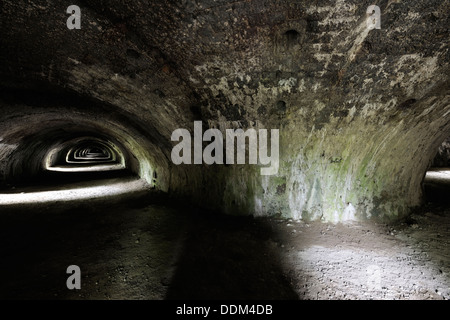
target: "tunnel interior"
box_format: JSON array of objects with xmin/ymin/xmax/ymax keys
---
[
  {"xmin": 423, "ymin": 138, "xmax": 450, "ymax": 205},
  {"xmin": 0, "ymin": 0, "xmax": 449, "ymax": 300}
]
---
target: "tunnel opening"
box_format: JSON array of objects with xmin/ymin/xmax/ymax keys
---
[
  {"xmin": 44, "ymin": 137, "xmax": 126, "ymax": 173},
  {"xmin": 3, "ymin": 129, "xmax": 135, "ymax": 189},
  {"xmin": 423, "ymin": 138, "xmax": 450, "ymax": 205},
  {"xmin": 0, "ymin": 105, "xmax": 157, "ymax": 206},
  {"xmin": 37, "ymin": 136, "xmax": 135, "ymax": 193}
]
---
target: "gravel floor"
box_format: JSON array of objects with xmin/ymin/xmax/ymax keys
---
[
  {"xmin": 0, "ymin": 195, "xmax": 448, "ymax": 300},
  {"xmin": 272, "ymin": 205, "xmax": 450, "ymax": 300}
]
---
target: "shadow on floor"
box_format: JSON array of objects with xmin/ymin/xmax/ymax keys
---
[
  {"xmin": 0, "ymin": 196, "xmax": 297, "ymax": 300},
  {"xmin": 165, "ymin": 211, "xmax": 298, "ymax": 300}
]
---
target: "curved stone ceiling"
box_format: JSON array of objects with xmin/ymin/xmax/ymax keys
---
[{"xmin": 0, "ymin": 0, "xmax": 449, "ymax": 222}]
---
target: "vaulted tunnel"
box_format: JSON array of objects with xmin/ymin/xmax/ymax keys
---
[{"xmin": 0, "ymin": 0, "xmax": 449, "ymax": 300}]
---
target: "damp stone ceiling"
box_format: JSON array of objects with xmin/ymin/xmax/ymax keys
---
[{"xmin": 0, "ymin": 0, "xmax": 449, "ymax": 222}]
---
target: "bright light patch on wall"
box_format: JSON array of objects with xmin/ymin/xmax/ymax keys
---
[
  {"xmin": 425, "ymin": 169, "xmax": 450, "ymax": 183},
  {"xmin": 0, "ymin": 178, "xmax": 149, "ymax": 205}
]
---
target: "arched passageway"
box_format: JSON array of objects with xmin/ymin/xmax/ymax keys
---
[{"xmin": 0, "ymin": 0, "xmax": 448, "ymax": 301}]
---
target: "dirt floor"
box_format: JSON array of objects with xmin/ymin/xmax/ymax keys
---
[
  {"xmin": 0, "ymin": 176, "xmax": 449, "ymax": 300},
  {"xmin": 275, "ymin": 205, "xmax": 450, "ymax": 300}
]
